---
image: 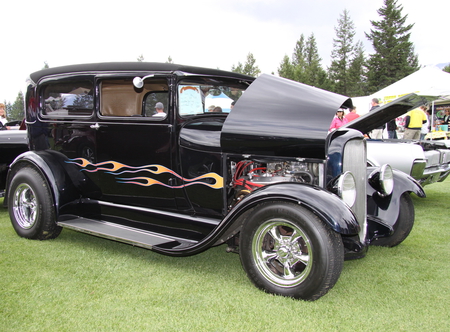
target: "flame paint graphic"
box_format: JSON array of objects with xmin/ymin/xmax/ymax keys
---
[{"xmin": 66, "ymin": 158, "xmax": 223, "ymax": 189}]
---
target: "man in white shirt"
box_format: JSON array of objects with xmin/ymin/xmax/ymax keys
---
[{"xmin": 153, "ymin": 102, "xmax": 166, "ymax": 118}]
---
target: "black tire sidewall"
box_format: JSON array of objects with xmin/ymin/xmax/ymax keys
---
[{"xmin": 239, "ymin": 202, "xmax": 344, "ymax": 300}]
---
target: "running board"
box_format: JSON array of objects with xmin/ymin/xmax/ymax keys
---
[{"xmin": 57, "ymin": 218, "xmax": 191, "ymax": 250}]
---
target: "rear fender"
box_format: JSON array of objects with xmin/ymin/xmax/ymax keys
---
[{"xmin": 5, "ymin": 150, "xmax": 98, "ymax": 214}]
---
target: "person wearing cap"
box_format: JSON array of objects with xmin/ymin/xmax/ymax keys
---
[
  {"xmin": 152, "ymin": 102, "xmax": 166, "ymax": 118},
  {"xmin": 0, "ymin": 103, "xmax": 10, "ymax": 130},
  {"xmin": 329, "ymin": 109, "xmax": 348, "ymax": 132}
]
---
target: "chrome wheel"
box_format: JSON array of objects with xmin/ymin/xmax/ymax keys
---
[
  {"xmin": 252, "ymin": 218, "xmax": 312, "ymax": 287},
  {"xmin": 12, "ymin": 183, "xmax": 38, "ymax": 230}
]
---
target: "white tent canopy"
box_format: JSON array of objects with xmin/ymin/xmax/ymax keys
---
[
  {"xmin": 352, "ymin": 66, "xmax": 450, "ymax": 116},
  {"xmin": 371, "ymin": 66, "xmax": 450, "ymax": 105}
]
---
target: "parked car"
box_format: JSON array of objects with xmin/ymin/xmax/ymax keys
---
[
  {"xmin": 343, "ymin": 105, "xmax": 450, "ymax": 186},
  {"xmin": 5, "ymin": 63, "xmax": 427, "ymax": 300},
  {"xmin": 366, "ymin": 139, "xmax": 450, "ymax": 186},
  {"xmin": 0, "ymin": 128, "xmax": 28, "ymax": 196}
]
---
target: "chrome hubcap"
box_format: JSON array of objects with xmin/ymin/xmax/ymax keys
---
[
  {"xmin": 252, "ymin": 219, "xmax": 312, "ymax": 287},
  {"xmin": 13, "ymin": 183, "xmax": 38, "ymax": 229}
]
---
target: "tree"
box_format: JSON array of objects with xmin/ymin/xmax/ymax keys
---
[
  {"xmin": 277, "ymin": 55, "xmax": 295, "ymax": 81},
  {"xmin": 347, "ymin": 41, "xmax": 368, "ymax": 96},
  {"xmin": 166, "ymin": 56, "xmax": 173, "ymax": 64},
  {"xmin": 443, "ymin": 64, "xmax": 450, "ymax": 73},
  {"xmin": 231, "ymin": 53, "xmax": 261, "ymax": 77},
  {"xmin": 329, "ymin": 10, "xmax": 356, "ymax": 95},
  {"xmin": 8, "ymin": 92, "xmax": 25, "ymax": 121},
  {"xmin": 304, "ymin": 34, "xmax": 331, "ymax": 90},
  {"xmin": 137, "ymin": 54, "xmax": 144, "ymax": 62},
  {"xmin": 292, "ymin": 34, "xmax": 307, "ymax": 82},
  {"xmin": 43, "ymin": 62, "xmax": 49, "ymax": 69},
  {"xmin": 365, "ymin": 0, "xmax": 419, "ymax": 93},
  {"xmin": 278, "ymin": 34, "xmax": 330, "ymax": 90}
]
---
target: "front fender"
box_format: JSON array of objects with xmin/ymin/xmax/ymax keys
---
[
  {"xmin": 155, "ymin": 183, "xmax": 360, "ymax": 256},
  {"xmin": 366, "ymin": 167, "xmax": 425, "ymax": 228},
  {"xmin": 226, "ymin": 182, "xmax": 360, "ymax": 235}
]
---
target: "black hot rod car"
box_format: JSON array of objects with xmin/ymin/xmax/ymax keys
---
[{"xmin": 5, "ymin": 63, "xmax": 427, "ymax": 300}]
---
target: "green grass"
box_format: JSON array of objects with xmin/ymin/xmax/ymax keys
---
[{"xmin": 1, "ymin": 179, "xmax": 449, "ymax": 332}]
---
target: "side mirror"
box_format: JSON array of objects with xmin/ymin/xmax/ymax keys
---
[{"xmin": 133, "ymin": 74, "xmax": 154, "ymax": 89}]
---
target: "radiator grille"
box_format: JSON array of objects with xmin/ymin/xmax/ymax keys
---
[{"xmin": 343, "ymin": 139, "xmax": 367, "ymax": 242}]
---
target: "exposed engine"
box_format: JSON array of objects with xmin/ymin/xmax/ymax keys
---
[{"xmin": 230, "ymin": 159, "xmax": 323, "ymax": 203}]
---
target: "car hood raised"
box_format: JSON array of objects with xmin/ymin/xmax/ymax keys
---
[
  {"xmin": 220, "ymin": 75, "xmax": 430, "ymax": 159},
  {"xmin": 343, "ymin": 93, "xmax": 429, "ymax": 134},
  {"xmin": 220, "ymin": 74, "xmax": 352, "ymax": 159}
]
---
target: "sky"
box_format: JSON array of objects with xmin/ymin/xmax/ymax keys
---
[{"xmin": 1, "ymin": 0, "xmax": 449, "ymax": 103}]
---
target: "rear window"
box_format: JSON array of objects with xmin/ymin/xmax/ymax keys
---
[{"xmin": 42, "ymin": 79, "xmax": 94, "ymax": 117}]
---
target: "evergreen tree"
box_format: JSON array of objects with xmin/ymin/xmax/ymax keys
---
[
  {"xmin": 365, "ymin": 0, "xmax": 419, "ymax": 93},
  {"xmin": 304, "ymin": 34, "xmax": 330, "ymax": 89},
  {"xmin": 4, "ymin": 101, "xmax": 12, "ymax": 120},
  {"xmin": 137, "ymin": 54, "xmax": 144, "ymax": 62},
  {"xmin": 278, "ymin": 33, "xmax": 330, "ymax": 90},
  {"xmin": 329, "ymin": 10, "xmax": 356, "ymax": 95},
  {"xmin": 277, "ymin": 55, "xmax": 295, "ymax": 80},
  {"xmin": 166, "ymin": 56, "xmax": 173, "ymax": 64},
  {"xmin": 292, "ymin": 34, "xmax": 307, "ymax": 82},
  {"xmin": 43, "ymin": 62, "xmax": 49, "ymax": 69},
  {"xmin": 8, "ymin": 92, "xmax": 25, "ymax": 121},
  {"xmin": 347, "ymin": 41, "xmax": 368, "ymax": 96},
  {"xmin": 231, "ymin": 53, "xmax": 261, "ymax": 77},
  {"xmin": 443, "ymin": 64, "xmax": 450, "ymax": 73}
]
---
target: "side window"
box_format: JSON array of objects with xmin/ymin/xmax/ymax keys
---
[
  {"xmin": 100, "ymin": 79, "xmax": 168, "ymax": 119},
  {"xmin": 42, "ymin": 79, "xmax": 94, "ymax": 117},
  {"xmin": 144, "ymin": 92, "xmax": 169, "ymax": 118}
]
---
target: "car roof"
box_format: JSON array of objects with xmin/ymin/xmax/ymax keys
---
[{"xmin": 29, "ymin": 62, "xmax": 254, "ymax": 83}]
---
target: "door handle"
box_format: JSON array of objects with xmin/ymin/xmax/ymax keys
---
[{"xmin": 90, "ymin": 123, "xmax": 101, "ymax": 130}]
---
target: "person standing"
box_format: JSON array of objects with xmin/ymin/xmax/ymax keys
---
[
  {"xmin": 387, "ymin": 118, "xmax": 398, "ymax": 139},
  {"xmin": 345, "ymin": 106, "xmax": 360, "ymax": 122},
  {"xmin": 152, "ymin": 102, "xmax": 166, "ymax": 118},
  {"xmin": 329, "ymin": 109, "xmax": 348, "ymax": 132},
  {"xmin": 0, "ymin": 103, "xmax": 10, "ymax": 130},
  {"xmin": 420, "ymin": 108, "xmax": 430, "ymax": 140},
  {"xmin": 369, "ymin": 98, "xmax": 384, "ymax": 138},
  {"xmin": 403, "ymin": 105, "xmax": 428, "ymax": 140},
  {"xmin": 442, "ymin": 109, "xmax": 450, "ymax": 125}
]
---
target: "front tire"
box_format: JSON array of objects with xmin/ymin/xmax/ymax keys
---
[
  {"xmin": 239, "ymin": 202, "xmax": 344, "ymax": 301},
  {"xmin": 8, "ymin": 167, "xmax": 61, "ymax": 240},
  {"xmin": 372, "ymin": 193, "xmax": 414, "ymax": 247}
]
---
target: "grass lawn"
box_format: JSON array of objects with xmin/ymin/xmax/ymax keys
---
[{"xmin": 1, "ymin": 179, "xmax": 449, "ymax": 332}]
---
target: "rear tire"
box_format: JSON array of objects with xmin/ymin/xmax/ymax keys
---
[
  {"xmin": 8, "ymin": 167, "xmax": 61, "ymax": 240},
  {"xmin": 372, "ymin": 193, "xmax": 414, "ymax": 247},
  {"xmin": 239, "ymin": 202, "xmax": 344, "ymax": 301}
]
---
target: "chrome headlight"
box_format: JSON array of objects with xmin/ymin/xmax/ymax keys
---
[
  {"xmin": 369, "ymin": 164, "xmax": 394, "ymax": 197},
  {"xmin": 337, "ymin": 171, "xmax": 356, "ymax": 207}
]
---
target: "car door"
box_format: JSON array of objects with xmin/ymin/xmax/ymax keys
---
[{"xmin": 93, "ymin": 77, "xmax": 180, "ymax": 212}]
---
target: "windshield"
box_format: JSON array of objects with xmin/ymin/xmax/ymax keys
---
[{"xmin": 178, "ymin": 78, "xmax": 248, "ymax": 116}]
